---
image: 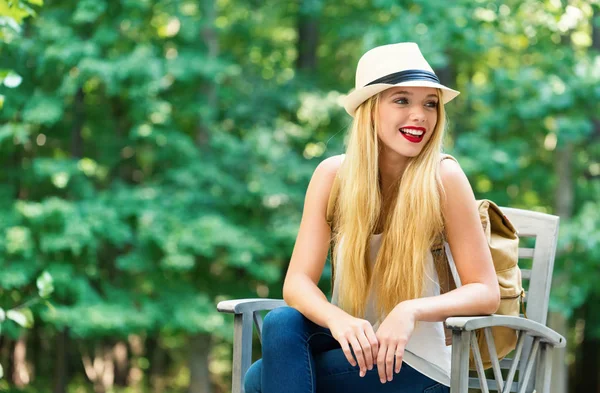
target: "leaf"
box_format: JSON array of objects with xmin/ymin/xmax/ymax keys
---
[
  {"xmin": 72, "ymin": 0, "xmax": 107, "ymax": 24},
  {"xmin": 0, "ymin": 16, "xmax": 23, "ymax": 33},
  {"xmin": 6, "ymin": 308, "xmax": 34, "ymax": 328},
  {"xmin": 36, "ymin": 271, "xmax": 54, "ymax": 298},
  {"xmin": 160, "ymin": 254, "xmax": 195, "ymax": 271},
  {"xmin": 2, "ymin": 71, "xmax": 22, "ymax": 88},
  {"xmin": 26, "ymin": 0, "xmax": 44, "ymax": 5},
  {"xmin": 0, "ymin": 307, "xmax": 5, "ymax": 323},
  {"xmin": 0, "ymin": 362, "xmax": 3, "ymax": 379},
  {"xmin": 22, "ymin": 94, "xmax": 64, "ymax": 126}
]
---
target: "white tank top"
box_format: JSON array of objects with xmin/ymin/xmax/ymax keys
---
[{"xmin": 331, "ymin": 234, "xmax": 451, "ymax": 387}]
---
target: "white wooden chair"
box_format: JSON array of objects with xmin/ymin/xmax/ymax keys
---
[{"xmin": 217, "ymin": 207, "xmax": 566, "ymax": 393}]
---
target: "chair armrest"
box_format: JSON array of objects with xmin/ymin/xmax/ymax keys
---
[
  {"xmin": 445, "ymin": 315, "xmax": 566, "ymax": 348},
  {"xmin": 217, "ymin": 298, "xmax": 287, "ymax": 314}
]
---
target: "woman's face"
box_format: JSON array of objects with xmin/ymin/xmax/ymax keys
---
[{"xmin": 376, "ymin": 86, "xmax": 439, "ymax": 159}]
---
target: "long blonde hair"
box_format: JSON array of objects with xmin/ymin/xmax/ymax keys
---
[{"xmin": 333, "ymin": 90, "xmax": 447, "ymax": 319}]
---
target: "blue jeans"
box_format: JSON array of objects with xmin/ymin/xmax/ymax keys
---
[{"xmin": 244, "ymin": 307, "xmax": 449, "ymax": 393}]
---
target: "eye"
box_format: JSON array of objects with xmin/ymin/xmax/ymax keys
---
[
  {"xmin": 394, "ymin": 97, "xmax": 409, "ymax": 105},
  {"xmin": 425, "ymin": 100, "xmax": 439, "ymax": 108}
]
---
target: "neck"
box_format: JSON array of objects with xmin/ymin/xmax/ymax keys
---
[{"xmin": 378, "ymin": 148, "xmax": 410, "ymax": 194}]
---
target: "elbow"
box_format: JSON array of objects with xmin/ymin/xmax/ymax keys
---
[
  {"xmin": 486, "ymin": 285, "xmax": 501, "ymax": 314},
  {"xmin": 282, "ymin": 277, "xmax": 296, "ymax": 307},
  {"xmin": 282, "ymin": 284, "xmax": 291, "ymax": 305}
]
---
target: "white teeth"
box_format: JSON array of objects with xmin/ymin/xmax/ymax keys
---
[{"xmin": 400, "ymin": 128, "xmax": 424, "ymax": 136}]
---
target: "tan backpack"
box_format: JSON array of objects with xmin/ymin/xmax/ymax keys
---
[{"xmin": 325, "ymin": 154, "xmax": 525, "ymax": 370}]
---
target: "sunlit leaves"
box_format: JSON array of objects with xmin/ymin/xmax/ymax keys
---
[
  {"xmin": 6, "ymin": 308, "xmax": 33, "ymax": 328},
  {"xmin": 72, "ymin": 0, "xmax": 106, "ymax": 25},
  {"xmin": 36, "ymin": 271, "xmax": 54, "ymax": 298},
  {"xmin": 0, "ymin": 4, "xmax": 597, "ymax": 390},
  {"xmin": 21, "ymin": 94, "xmax": 64, "ymax": 126}
]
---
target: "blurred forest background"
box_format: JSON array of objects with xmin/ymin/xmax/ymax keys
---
[{"xmin": 0, "ymin": 0, "xmax": 599, "ymax": 392}]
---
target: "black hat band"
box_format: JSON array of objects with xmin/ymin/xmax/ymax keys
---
[{"xmin": 365, "ymin": 69, "xmax": 440, "ymax": 87}]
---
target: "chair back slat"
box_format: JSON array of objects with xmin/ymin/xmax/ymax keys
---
[
  {"xmin": 501, "ymin": 208, "xmax": 559, "ymax": 326},
  {"xmin": 477, "ymin": 207, "xmax": 560, "ymax": 393},
  {"xmin": 518, "ymin": 248, "xmax": 534, "ymax": 258}
]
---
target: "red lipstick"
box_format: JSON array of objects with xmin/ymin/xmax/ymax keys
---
[{"xmin": 399, "ymin": 126, "xmax": 426, "ymax": 143}]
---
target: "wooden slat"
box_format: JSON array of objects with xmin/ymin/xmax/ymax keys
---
[
  {"xmin": 253, "ymin": 312, "xmax": 263, "ymax": 343},
  {"xmin": 232, "ymin": 313, "xmax": 254, "ymax": 393},
  {"xmin": 484, "ymin": 328, "xmax": 505, "ymax": 391},
  {"xmin": 469, "ymin": 378, "xmax": 518, "ymax": 392},
  {"xmin": 518, "ymin": 337, "xmax": 541, "ymax": 393},
  {"xmin": 500, "ymin": 358, "xmax": 513, "ymax": 368},
  {"xmin": 535, "ymin": 343, "xmax": 553, "ymax": 393},
  {"xmin": 516, "ymin": 232, "xmax": 537, "ymax": 238},
  {"xmin": 503, "ymin": 333, "xmax": 526, "ymax": 393},
  {"xmin": 471, "ymin": 334, "xmax": 490, "ymax": 393},
  {"xmin": 521, "ymin": 269, "xmax": 531, "ymax": 280},
  {"xmin": 451, "ymin": 330, "xmax": 472, "ymax": 393},
  {"xmin": 518, "ymin": 248, "xmax": 534, "ymax": 258}
]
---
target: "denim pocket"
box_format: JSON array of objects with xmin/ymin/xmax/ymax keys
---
[{"xmin": 423, "ymin": 383, "xmax": 449, "ymax": 393}]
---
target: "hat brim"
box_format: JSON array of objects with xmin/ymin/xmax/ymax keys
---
[{"xmin": 343, "ymin": 81, "xmax": 460, "ymax": 117}]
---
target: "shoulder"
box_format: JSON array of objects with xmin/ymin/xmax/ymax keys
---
[
  {"xmin": 315, "ymin": 154, "xmax": 344, "ymax": 178},
  {"xmin": 304, "ymin": 154, "xmax": 345, "ymax": 217},
  {"xmin": 438, "ymin": 155, "xmax": 474, "ymax": 206},
  {"xmin": 439, "ymin": 155, "xmax": 465, "ymax": 186},
  {"xmin": 312, "ymin": 154, "xmax": 345, "ymax": 191}
]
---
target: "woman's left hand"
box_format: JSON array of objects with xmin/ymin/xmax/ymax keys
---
[{"xmin": 375, "ymin": 301, "xmax": 416, "ymax": 384}]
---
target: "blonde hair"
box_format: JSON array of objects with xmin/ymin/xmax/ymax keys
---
[{"xmin": 333, "ymin": 90, "xmax": 447, "ymax": 319}]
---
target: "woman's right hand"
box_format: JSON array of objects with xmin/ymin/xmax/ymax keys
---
[{"xmin": 326, "ymin": 312, "xmax": 379, "ymax": 377}]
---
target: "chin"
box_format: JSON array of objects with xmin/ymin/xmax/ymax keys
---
[{"xmin": 392, "ymin": 147, "xmax": 423, "ymax": 158}]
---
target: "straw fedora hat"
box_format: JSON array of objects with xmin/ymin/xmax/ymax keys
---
[{"xmin": 343, "ymin": 42, "xmax": 460, "ymax": 116}]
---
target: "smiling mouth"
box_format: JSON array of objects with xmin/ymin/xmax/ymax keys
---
[{"xmin": 399, "ymin": 127, "xmax": 425, "ymax": 143}]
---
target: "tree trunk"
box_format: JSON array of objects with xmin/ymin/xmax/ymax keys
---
[
  {"xmin": 549, "ymin": 139, "xmax": 572, "ymax": 393},
  {"xmin": 113, "ymin": 341, "xmax": 129, "ymax": 386},
  {"xmin": 550, "ymin": 2, "xmax": 580, "ymax": 389},
  {"xmin": 187, "ymin": 334, "xmax": 212, "ymax": 393},
  {"xmin": 296, "ymin": 0, "xmax": 320, "ymax": 73},
  {"xmin": 12, "ymin": 334, "xmax": 30, "ymax": 387},
  {"xmin": 149, "ymin": 337, "xmax": 167, "ymax": 393},
  {"xmin": 71, "ymin": 88, "xmax": 85, "ymax": 159},
  {"xmin": 127, "ymin": 335, "xmax": 144, "ymax": 392},
  {"xmin": 574, "ymin": 297, "xmax": 600, "ymax": 393},
  {"xmin": 53, "ymin": 329, "xmax": 69, "ymax": 393},
  {"xmin": 197, "ymin": 0, "xmax": 219, "ymax": 147},
  {"xmin": 572, "ymin": 6, "xmax": 600, "ymax": 391}
]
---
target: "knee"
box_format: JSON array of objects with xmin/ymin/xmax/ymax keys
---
[
  {"xmin": 263, "ymin": 307, "xmax": 304, "ymax": 333},
  {"xmin": 262, "ymin": 307, "xmax": 305, "ymax": 345},
  {"xmin": 244, "ymin": 360, "xmax": 262, "ymax": 393}
]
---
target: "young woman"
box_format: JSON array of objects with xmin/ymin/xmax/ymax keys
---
[{"xmin": 244, "ymin": 42, "xmax": 500, "ymax": 393}]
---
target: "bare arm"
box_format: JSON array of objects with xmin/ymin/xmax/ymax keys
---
[
  {"xmin": 282, "ymin": 154, "xmax": 347, "ymax": 328},
  {"xmin": 374, "ymin": 158, "xmax": 502, "ymax": 384},
  {"xmin": 400, "ymin": 158, "xmax": 501, "ymax": 322},
  {"xmin": 283, "ymin": 155, "xmax": 380, "ymax": 376}
]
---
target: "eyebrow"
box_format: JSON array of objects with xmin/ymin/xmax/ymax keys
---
[{"xmin": 390, "ymin": 91, "xmax": 438, "ymax": 98}]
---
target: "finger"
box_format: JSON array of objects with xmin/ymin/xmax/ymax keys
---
[
  {"xmin": 356, "ymin": 331, "xmax": 374, "ymax": 370},
  {"xmin": 364, "ymin": 326, "xmax": 379, "ymax": 365},
  {"xmin": 338, "ymin": 338, "xmax": 357, "ymax": 367},
  {"xmin": 385, "ymin": 342, "xmax": 396, "ymax": 382},
  {"xmin": 348, "ymin": 336, "xmax": 367, "ymax": 376},
  {"xmin": 377, "ymin": 342, "xmax": 388, "ymax": 383},
  {"xmin": 394, "ymin": 346, "xmax": 404, "ymax": 374}
]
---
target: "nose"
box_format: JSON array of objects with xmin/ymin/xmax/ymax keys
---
[{"xmin": 409, "ymin": 106, "xmax": 426, "ymax": 123}]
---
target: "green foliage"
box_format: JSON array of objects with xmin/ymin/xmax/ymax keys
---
[
  {"xmin": 0, "ymin": 270, "xmax": 54, "ymax": 379},
  {"xmin": 0, "ymin": 0, "xmax": 599, "ymax": 390}
]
